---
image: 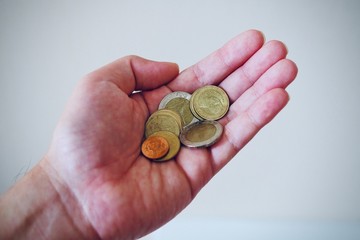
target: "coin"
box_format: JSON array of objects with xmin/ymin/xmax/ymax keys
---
[
  {"xmin": 158, "ymin": 91, "xmax": 198, "ymax": 127},
  {"xmin": 180, "ymin": 120, "xmax": 223, "ymax": 148},
  {"xmin": 154, "ymin": 109, "xmax": 183, "ymax": 129},
  {"xmin": 150, "ymin": 131, "xmax": 181, "ymax": 161},
  {"xmin": 141, "ymin": 135, "xmax": 170, "ymax": 159},
  {"xmin": 191, "ymin": 85, "xmax": 229, "ymax": 121},
  {"xmin": 189, "ymin": 93, "xmax": 205, "ymax": 120},
  {"xmin": 145, "ymin": 109, "xmax": 182, "ymax": 138}
]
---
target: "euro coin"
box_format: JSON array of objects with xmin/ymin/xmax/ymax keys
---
[
  {"xmin": 145, "ymin": 109, "xmax": 182, "ymax": 138},
  {"xmin": 180, "ymin": 120, "xmax": 223, "ymax": 148},
  {"xmin": 150, "ymin": 131, "xmax": 180, "ymax": 161},
  {"xmin": 141, "ymin": 135, "xmax": 170, "ymax": 159},
  {"xmin": 191, "ymin": 85, "xmax": 229, "ymax": 120},
  {"xmin": 189, "ymin": 92, "xmax": 205, "ymax": 120},
  {"xmin": 158, "ymin": 91, "xmax": 198, "ymax": 127},
  {"xmin": 155, "ymin": 109, "xmax": 183, "ymax": 129}
]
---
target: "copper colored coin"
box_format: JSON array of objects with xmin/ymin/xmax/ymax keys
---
[
  {"xmin": 141, "ymin": 136, "xmax": 170, "ymax": 159},
  {"xmin": 150, "ymin": 131, "xmax": 181, "ymax": 161}
]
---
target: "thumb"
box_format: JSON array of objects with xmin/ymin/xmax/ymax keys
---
[{"xmin": 86, "ymin": 55, "xmax": 179, "ymax": 95}]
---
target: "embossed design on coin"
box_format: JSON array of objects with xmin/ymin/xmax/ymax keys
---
[
  {"xmin": 145, "ymin": 109, "xmax": 182, "ymax": 138},
  {"xmin": 159, "ymin": 91, "xmax": 198, "ymax": 126},
  {"xmin": 150, "ymin": 131, "xmax": 180, "ymax": 161},
  {"xmin": 141, "ymin": 136, "xmax": 170, "ymax": 159},
  {"xmin": 180, "ymin": 120, "xmax": 223, "ymax": 148},
  {"xmin": 191, "ymin": 85, "xmax": 229, "ymax": 120}
]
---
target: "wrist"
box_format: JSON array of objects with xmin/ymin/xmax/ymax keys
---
[{"xmin": 0, "ymin": 157, "xmax": 98, "ymax": 239}]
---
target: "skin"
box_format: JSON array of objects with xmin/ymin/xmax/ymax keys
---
[{"xmin": 0, "ymin": 30, "xmax": 297, "ymax": 240}]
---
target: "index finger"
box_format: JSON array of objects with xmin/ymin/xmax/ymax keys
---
[{"xmin": 167, "ymin": 30, "xmax": 265, "ymax": 93}]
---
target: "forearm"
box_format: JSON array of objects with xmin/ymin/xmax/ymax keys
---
[{"xmin": 0, "ymin": 158, "xmax": 97, "ymax": 239}]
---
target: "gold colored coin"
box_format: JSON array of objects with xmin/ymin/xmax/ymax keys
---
[
  {"xmin": 141, "ymin": 136, "xmax": 169, "ymax": 159},
  {"xmin": 189, "ymin": 91, "xmax": 204, "ymax": 120},
  {"xmin": 158, "ymin": 91, "xmax": 197, "ymax": 127},
  {"xmin": 166, "ymin": 98, "xmax": 193, "ymax": 126},
  {"xmin": 192, "ymin": 85, "xmax": 229, "ymax": 121},
  {"xmin": 149, "ymin": 109, "xmax": 183, "ymax": 128},
  {"xmin": 150, "ymin": 131, "xmax": 181, "ymax": 161},
  {"xmin": 157, "ymin": 109, "xmax": 183, "ymax": 129},
  {"xmin": 180, "ymin": 120, "xmax": 223, "ymax": 148},
  {"xmin": 145, "ymin": 109, "xmax": 181, "ymax": 138}
]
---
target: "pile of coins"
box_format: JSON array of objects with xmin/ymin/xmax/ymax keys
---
[{"xmin": 141, "ymin": 85, "xmax": 229, "ymax": 161}]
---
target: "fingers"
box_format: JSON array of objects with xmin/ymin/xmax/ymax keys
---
[
  {"xmin": 225, "ymin": 59, "xmax": 298, "ymax": 122},
  {"xmin": 219, "ymin": 40, "xmax": 288, "ymax": 103},
  {"xmin": 211, "ymin": 88, "xmax": 290, "ymax": 173},
  {"xmin": 85, "ymin": 55, "xmax": 179, "ymax": 95},
  {"xmin": 167, "ymin": 30, "xmax": 265, "ymax": 92}
]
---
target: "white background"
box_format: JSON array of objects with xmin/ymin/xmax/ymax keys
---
[{"xmin": 1, "ymin": 1, "xmax": 359, "ymax": 239}]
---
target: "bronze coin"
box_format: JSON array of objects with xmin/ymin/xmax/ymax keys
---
[{"xmin": 141, "ymin": 136, "xmax": 170, "ymax": 159}]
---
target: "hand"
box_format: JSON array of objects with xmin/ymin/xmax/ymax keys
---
[{"xmin": 0, "ymin": 30, "xmax": 297, "ymax": 239}]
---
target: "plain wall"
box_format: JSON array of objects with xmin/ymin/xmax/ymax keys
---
[{"xmin": 1, "ymin": 0, "xmax": 360, "ymax": 238}]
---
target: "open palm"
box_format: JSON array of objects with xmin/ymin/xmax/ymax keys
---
[{"xmin": 45, "ymin": 30, "xmax": 297, "ymax": 239}]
